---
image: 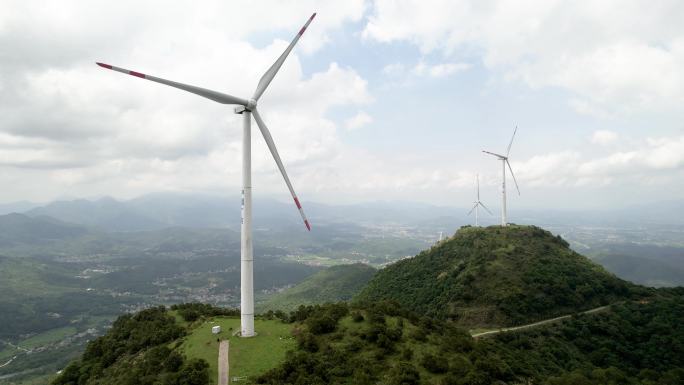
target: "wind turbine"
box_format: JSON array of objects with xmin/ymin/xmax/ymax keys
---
[
  {"xmin": 482, "ymin": 127, "xmax": 520, "ymax": 226},
  {"xmin": 96, "ymin": 13, "xmax": 316, "ymax": 337},
  {"xmin": 467, "ymin": 174, "xmax": 492, "ymax": 226}
]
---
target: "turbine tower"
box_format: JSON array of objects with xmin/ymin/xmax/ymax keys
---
[
  {"xmin": 467, "ymin": 174, "xmax": 492, "ymax": 226},
  {"xmin": 483, "ymin": 127, "xmax": 520, "ymax": 226},
  {"xmin": 96, "ymin": 13, "xmax": 316, "ymax": 337}
]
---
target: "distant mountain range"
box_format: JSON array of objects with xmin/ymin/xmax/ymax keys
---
[
  {"xmin": 23, "ymin": 194, "xmax": 240, "ymax": 232},
  {"xmin": 0, "ymin": 213, "xmax": 89, "ymax": 247},
  {"xmin": 17, "ymin": 194, "xmax": 471, "ymax": 232},
  {"xmin": 0, "ymin": 193, "xmax": 682, "ymax": 234}
]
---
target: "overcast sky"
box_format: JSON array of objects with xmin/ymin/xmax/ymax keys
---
[{"xmin": 1, "ymin": 0, "xmax": 683, "ymax": 209}]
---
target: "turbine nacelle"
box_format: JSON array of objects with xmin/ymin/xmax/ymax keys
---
[{"xmin": 234, "ymin": 98, "xmax": 257, "ymax": 114}]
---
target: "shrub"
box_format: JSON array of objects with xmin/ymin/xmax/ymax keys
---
[
  {"xmin": 352, "ymin": 311, "xmax": 365, "ymax": 322},
  {"xmin": 306, "ymin": 314, "xmax": 338, "ymax": 335},
  {"xmin": 387, "ymin": 362, "xmax": 421, "ymax": 385},
  {"xmin": 421, "ymin": 352, "xmax": 449, "ymax": 374}
]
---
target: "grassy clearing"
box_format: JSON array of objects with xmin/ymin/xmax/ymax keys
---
[
  {"xmin": 180, "ymin": 317, "xmax": 295, "ymax": 384},
  {"xmin": 0, "ymin": 257, "xmax": 77, "ymax": 298},
  {"xmin": 6, "ymin": 373, "xmax": 58, "ymax": 384},
  {"xmin": 167, "ymin": 310, "xmax": 190, "ymax": 329},
  {"xmin": 18, "ymin": 326, "xmax": 77, "ymax": 349},
  {"xmin": 83, "ymin": 315, "xmax": 114, "ymax": 328},
  {"xmin": 259, "ymin": 264, "xmax": 376, "ymax": 313},
  {"xmin": 0, "ymin": 346, "xmax": 19, "ymax": 361}
]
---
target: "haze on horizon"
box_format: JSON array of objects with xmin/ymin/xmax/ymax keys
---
[{"xmin": 1, "ymin": 0, "xmax": 683, "ymax": 210}]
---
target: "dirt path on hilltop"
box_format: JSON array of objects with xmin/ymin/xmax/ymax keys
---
[
  {"xmin": 471, "ymin": 304, "xmax": 612, "ymax": 338},
  {"xmin": 218, "ymin": 340, "xmax": 229, "ymax": 385}
]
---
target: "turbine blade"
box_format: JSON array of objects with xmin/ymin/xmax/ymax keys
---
[
  {"xmin": 476, "ymin": 173, "xmax": 480, "ymax": 200},
  {"xmin": 482, "ymin": 150, "xmax": 505, "ymax": 158},
  {"xmin": 479, "ymin": 202, "xmax": 493, "ymax": 215},
  {"xmin": 506, "ymin": 126, "xmax": 517, "ymax": 157},
  {"xmin": 506, "ymin": 159, "xmax": 521, "ymax": 195},
  {"xmin": 467, "ymin": 203, "xmax": 477, "ymax": 216},
  {"xmin": 95, "ymin": 62, "xmax": 248, "ymax": 106},
  {"xmin": 252, "ymin": 108, "xmax": 311, "ymax": 231},
  {"xmin": 252, "ymin": 13, "xmax": 316, "ymax": 101}
]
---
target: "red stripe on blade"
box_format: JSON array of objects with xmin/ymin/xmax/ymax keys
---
[
  {"xmin": 294, "ymin": 197, "xmax": 302, "ymax": 209},
  {"xmin": 304, "ymin": 220, "xmax": 311, "ymax": 231},
  {"xmin": 298, "ymin": 26, "xmax": 306, "ymax": 35},
  {"xmin": 310, "ymin": 13, "xmax": 316, "ymax": 20},
  {"xmin": 96, "ymin": 62, "xmax": 112, "ymax": 69},
  {"xmin": 129, "ymin": 71, "xmax": 146, "ymax": 78}
]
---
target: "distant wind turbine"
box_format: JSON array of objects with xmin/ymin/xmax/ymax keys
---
[
  {"xmin": 96, "ymin": 13, "xmax": 317, "ymax": 338},
  {"xmin": 467, "ymin": 174, "xmax": 492, "ymax": 226},
  {"xmin": 483, "ymin": 127, "xmax": 520, "ymax": 226}
]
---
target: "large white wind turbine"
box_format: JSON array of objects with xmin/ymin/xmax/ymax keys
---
[
  {"xmin": 482, "ymin": 127, "xmax": 520, "ymax": 226},
  {"xmin": 467, "ymin": 174, "xmax": 492, "ymax": 226},
  {"xmin": 96, "ymin": 13, "xmax": 316, "ymax": 337}
]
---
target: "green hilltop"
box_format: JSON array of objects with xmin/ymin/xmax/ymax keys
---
[
  {"xmin": 355, "ymin": 225, "xmax": 636, "ymax": 327},
  {"xmin": 259, "ymin": 263, "xmax": 376, "ymax": 312}
]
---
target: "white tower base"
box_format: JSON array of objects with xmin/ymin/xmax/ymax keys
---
[
  {"xmin": 501, "ymin": 159, "xmax": 507, "ymax": 227},
  {"xmin": 239, "ymin": 109, "xmax": 255, "ymax": 338}
]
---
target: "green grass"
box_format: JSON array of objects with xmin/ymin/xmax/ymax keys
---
[
  {"xmin": 180, "ymin": 317, "xmax": 295, "ymax": 384},
  {"xmin": 4, "ymin": 373, "xmax": 58, "ymax": 384},
  {"xmin": 18, "ymin": 326, "xmax": 77, "ymax": 349},
  {"xmin": 0, "ymin": 346, "xmax": 19, "ymax": 361},
  {"xmin": 167, "ymin": 310, "xmax": 191, "ymax": 329},
  {"xmin": 0, "ymin": 257, "xmax": 78, "ymax": 298},
  {"xmin": 83, "ymin": 315, "xmax": 114, "ymax": 328},
  {"xmin": 259, "ymin": 264, "xmax": 376, "ymax": 312}
]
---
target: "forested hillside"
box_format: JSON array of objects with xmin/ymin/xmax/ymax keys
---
[
  {"xmin": 356, "ymin": 225, "xmax": 637, "ymax": 327},
  {"xmin": 256, "ymin": 291, "xmax": 684, "ymax": 385},
  {"xmin": 50, "ymin": 305, "xmax": 231, "ymax": 385},
  {"xmin": 259, "ymin": 263, "xmax": 376, "ymax": 311},
  {"xmin": 50, "ymin": 290, "xmax": 684, "ymax": 385}
]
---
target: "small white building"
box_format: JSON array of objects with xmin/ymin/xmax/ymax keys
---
[{"xmin": 211, "ymin": 325, "xmax": 221, "ymax": 334}]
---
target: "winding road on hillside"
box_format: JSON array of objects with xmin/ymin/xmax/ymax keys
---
[
  {"xmin": 218, "ymin": 340, "xmax": 229, "ymax": 385},
  {"xmin": 470, "ymin": 304, "xmax": 612, "ymax": 338}
]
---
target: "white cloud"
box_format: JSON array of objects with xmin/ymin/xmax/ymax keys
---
[
  {"xmin": 591, "ymin": 130, "xmax": 619, "ymax": 145},
  {"xmin": 383, "ymin": 60, "xmax": 470, "ymax": 79},
  {"xmin": 345, "ymin": 111, "xmax": 373, "ymax": 131},
  {"xmin": 511, "ymin": 151, "xmax": 582, "ymax": 187},
  {"xmin": 382, "ymin": 63, "xmax": 405, "ymax": 76},
  {"xmin": 511, "ymin": 135, "xmax": 684, "ymax": 187},
  {"xmin": 412, "ymin": 61, "xmax": 470, "ymax": 78},
  {"xmin": 364, "ymin": 0, "xmax": 684, "ymax": 117},
  {"xmin": 0, "ymin": 0, "xmax": 371, "ymax": 202}
]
